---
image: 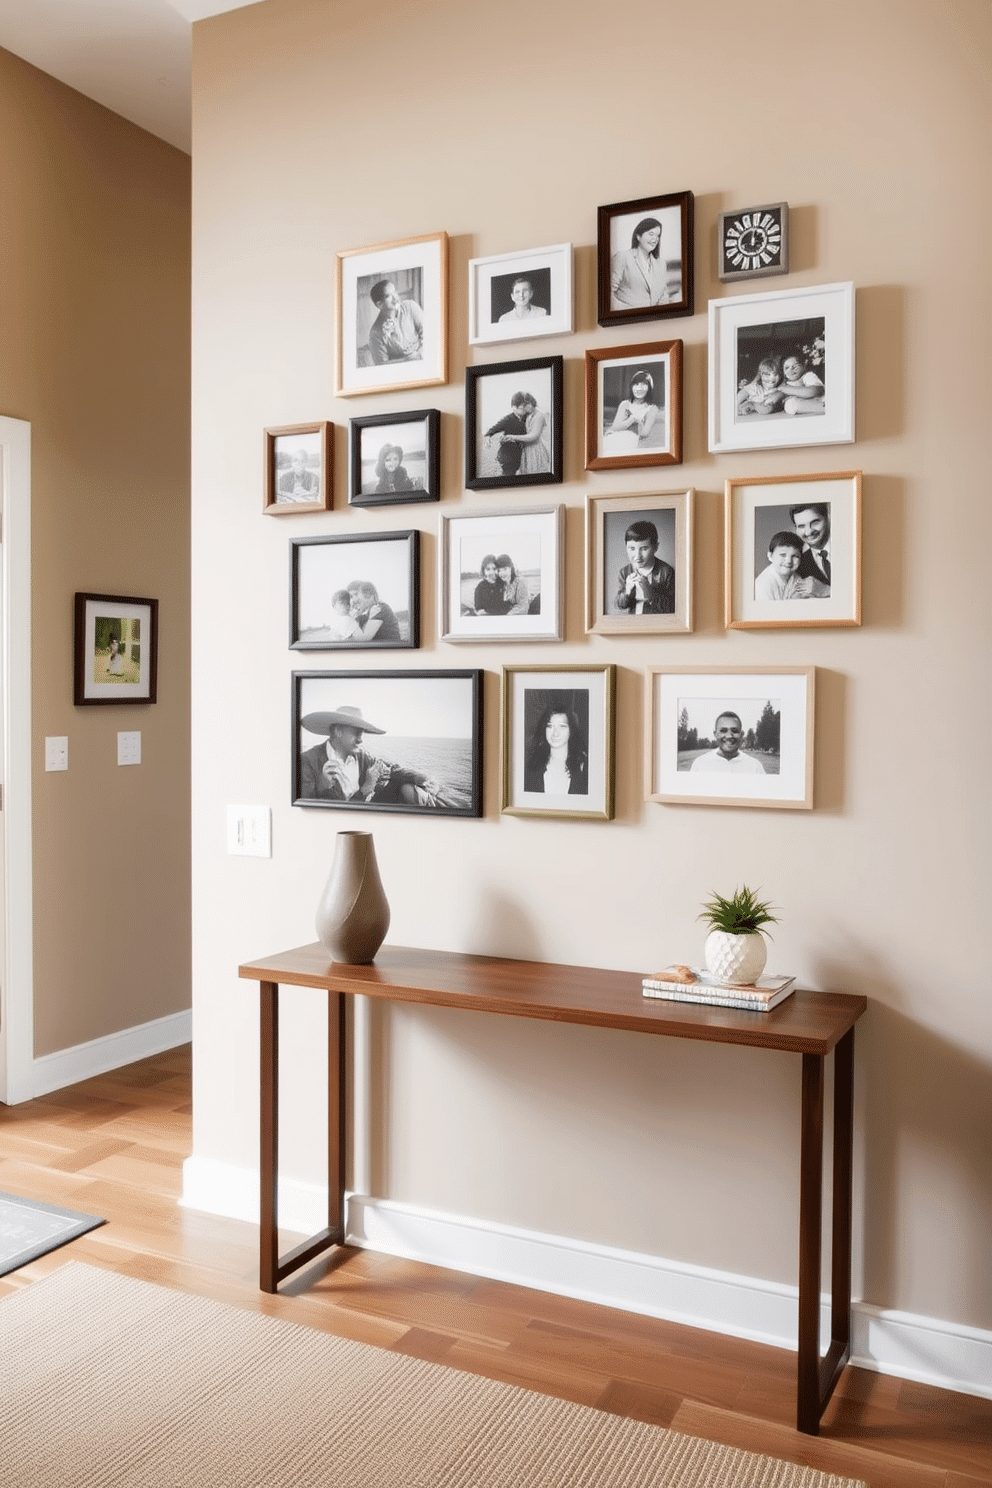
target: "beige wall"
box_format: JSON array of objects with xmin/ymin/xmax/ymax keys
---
[
  {"xmin": 0, "ymin": 48, "xmax": 192, "ymax": 1055},
  {"xmin": 189, "ymin": 0, "xmax": 992, "ymax": 1332}
]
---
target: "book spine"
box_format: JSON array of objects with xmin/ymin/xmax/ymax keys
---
[{"xmin": 642, "ymin": 986, "xmax": 783, "ymax": 1011}]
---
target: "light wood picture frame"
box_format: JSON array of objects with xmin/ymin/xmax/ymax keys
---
[
  {"xmin": 585, "ymin": 489, "xmax": 692, "ymax": 635},
  {"xmin": 334, "ymin": 231, "xmax": 448, "ymax": 397},
  {"xmin": 646, "ymin": 666, "xmax": 815, "ymax": 810},
  {"xmin": 726, "ymin": 471, "xmax": 861, "ymax": 630},
  {"xmin": 502, "ymin": 664, "xmax": 615, "ymax": 821},
  {"xmin": 263, "ymin": 422, "xmax": 332, "ymax": 516}
]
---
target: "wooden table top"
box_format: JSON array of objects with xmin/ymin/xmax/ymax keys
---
[{"xmin": 239, "ymin": 943, "xmax": 866, "ymax": 1056}]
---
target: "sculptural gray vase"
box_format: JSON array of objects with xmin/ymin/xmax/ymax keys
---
[{"xmin": 315, "ymin": 831, "xmax": 390, "ymax": 964}]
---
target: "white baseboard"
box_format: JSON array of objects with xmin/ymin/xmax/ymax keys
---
[
  {"xmin": 31, "ymin": 1009, "xmax": 192, "ymax": 1098},
  {"xmin": 180, "ymin": 1161, "xmax": 992, "ymax": 1402}
]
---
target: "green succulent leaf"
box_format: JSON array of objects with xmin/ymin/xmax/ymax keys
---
[{"xmin": 698, "ymin": 884, "xmax": 778, "ymax": 937}]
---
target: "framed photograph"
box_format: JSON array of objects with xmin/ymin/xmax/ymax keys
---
[
  {"xmin": 585, "ymin": 489, "xmax": 692, "ymax": 636},
  {"xmin": 334, "ymin": 231, "xmax": 448, "ymax": 398},
  {"xmin": 349, "ymin": 409, "xmax": 440, "ymax": 507},
  {"xmin": 597, "ymin": 190, "xmax": 694, "ymax": 327},
  {"xmin": 440, "ymin": 505, "xmax": 563, "ymax": 644},
  {"xmin": 646, "ymin": 666, "xmax": 815, "ymax": 810},
  {"xmin": 501, "ymin": 664, "xmax": 615, "ymax": 821},
  {"xmin": 718, "ymin": 202, "xmax": 789, "ymax": 282},
  {"xmin": 263, "ymin": 422, "xmax": 332, "ymax": 516},
  {"xmin": 292, "ymin": 669, "xmax": 482, "ymax": 817},
  {"xmin": 73, "ymin": 592, "xmax": 158, "ymax": 706},
  {"xmin": 726, "ymin": 471, "xmax": 862, "ymax": 630},
  {"xmin": 584, "ymin": 340, "xmax": 683, "ymax": 470},
  {"xmin": 465, "ymin": 356, "xmax": 563, "ymax": 491},
  {"xmin": 290, "ymin": 531, "xmax": 419, "ymax": 651},
  {"xmin": 468, "ymin": 243, "xmax": 573, "ymax": 346},
  {"xmin": 708, "ymin": 280, "xmax": 855, "ymax": 453}
]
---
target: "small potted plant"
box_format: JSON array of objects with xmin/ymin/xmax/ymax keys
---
[{"xmin": 698, "ymin": 885, "xmax": 778, "ymax": 985}]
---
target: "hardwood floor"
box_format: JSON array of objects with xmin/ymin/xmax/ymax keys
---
[{"xmin": 2, "ymin": 1045, "xmax": 989, "ymax": 1487}]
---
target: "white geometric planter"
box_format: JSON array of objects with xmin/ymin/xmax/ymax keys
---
[{"xmin": 704, "ymin": 930, "xmax": 767, "ymax": 985}]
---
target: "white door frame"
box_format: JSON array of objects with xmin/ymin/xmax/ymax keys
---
[{"xmin": 0, "ymin": 416, "xmax": 34, "ymax": 1105}]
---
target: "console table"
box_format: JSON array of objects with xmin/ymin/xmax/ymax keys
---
[{"xmin": 238, "ymin": 943, "xmax": 866, "ymax": 1435}]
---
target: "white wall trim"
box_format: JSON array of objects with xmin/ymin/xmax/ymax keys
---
[
  {"xmin": 0, "ymin": 416, "xmax": 33, "ymax": 1107},
  {"xmin": 180, "ymin": 1165, "xmax": 992, "ymax": 1402},
  {"xmin": 31, "ymin": 1010, "xmax": 192, "ymax": 1098}
]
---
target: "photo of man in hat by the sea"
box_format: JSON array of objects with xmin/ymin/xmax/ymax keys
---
[{"xmin": 299, "ymin": 704, "xmax": 450, "ymax": 807}]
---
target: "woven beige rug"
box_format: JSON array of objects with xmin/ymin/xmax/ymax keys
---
[{"xmin": 0, "ymin": 1263, "xmax": 865, "ymax": 1487}]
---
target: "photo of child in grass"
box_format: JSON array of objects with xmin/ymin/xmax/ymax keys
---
[{"xmin": 92, "ymin": 616, "xmax": 141, "ymax": 684}]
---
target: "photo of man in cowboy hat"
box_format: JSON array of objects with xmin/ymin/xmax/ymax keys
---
[{"xmin": 298, "ymin": 703, "xmax": 445, "ymax": 806}]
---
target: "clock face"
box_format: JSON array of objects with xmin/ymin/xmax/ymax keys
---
[{"xmin": 719, "ymin": 205, "xmax": 788, "ymax": 281}]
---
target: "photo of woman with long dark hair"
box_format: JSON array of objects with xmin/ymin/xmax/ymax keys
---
[{"xmin": 523, "ymin": 695, "xmax": 589, "ymax": 795}]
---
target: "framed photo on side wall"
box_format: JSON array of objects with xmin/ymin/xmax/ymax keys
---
[
  {"xmin": 74, "ymin": 592, "xmax": 158, "ymax": 705},
  {"xmin": 292, "ymin": 669, "xmax": 482, "ymax": 817},
  {"xmin": 349, "ymin": 409, "xmax": 440, "ymax": 507},
  {"xmin": 264, "ymin": 422, "xmax": 332, "ymax": 515},
  {"xmin": 465, "ymin": 355, "xmax": 563, "ymax": 491},
  {"xmin": 646, "ymin": 666, "xmax": 815, "ymax": 810},
  {"xmin": 468, "ymin": 243, "xmax": 573, "ymax": 346},
  {"xmin": 726, "ymin": 471, "xmax": 861, "ymax": 630},
  {"xmin": 584, "ymin": 340, "xmax": 683, "ymax": 470},
  {"xmin": 597, "ymin": 190, "xmax": 694, "ymax": 327},
  {"xmin": 502, "ymin": 664, "xmax": 615, "ymax": 820},
  {"xmin": 335, "ymin": 231, "xmax": 448, "ymax": 397},
  {"xmin": 290, "ymin": 531, "xmax": 419, "ymax": 651},
  {"xmin": 708, "ymin": 280, "xmax": 854, "ymax": 453},
  {"xmin": 586, "ymin": 489, "xmax": 692, "ymax": 635}
]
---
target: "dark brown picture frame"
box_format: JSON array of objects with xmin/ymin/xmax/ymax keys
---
[
  {"xmin": 263, "ymin": 421, "xmax": 333, "ymax": 516},
  {"xmin": 584, "ymin": 339, "xmax": 683, "ymax": 471},
  {"xmin": 73, "ymin": 591, "xmax": 159, "ymax": 706},
  {"xmin": 597, "ymin": 190, "xmax": 694, "ymax": 328}
]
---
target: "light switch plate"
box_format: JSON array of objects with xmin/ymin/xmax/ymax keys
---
[
  {"xmin": 45, "ymin": 736, "xmax": 69, "ymax": 771},
  {"xmin": 117, "ymin": 731, "xmax": 141, "ymax": 766},
  {"xmin": 227, "ymin": 804, "xmax": 272, "ymax": 858}
]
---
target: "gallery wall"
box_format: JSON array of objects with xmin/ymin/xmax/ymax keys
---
[
  {"xmin": 187, "ymin": 0, "xmax": 992, "ymax": 1356},
  {"xmin": 0, "ymin": 47, "xmax": 192, "ymax": 1056}
]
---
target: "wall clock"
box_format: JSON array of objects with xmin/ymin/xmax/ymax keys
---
[{"xmin": 718, "ymin": 203, "xmax": 789, "ymax": 282}]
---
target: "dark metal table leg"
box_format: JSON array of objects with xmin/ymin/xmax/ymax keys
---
[
  {"xmin": 259, "ymin": 980, "xmax": 279, "ymax": 1293},
  {"xmin": 798, "ymin": 1052, "xmax": 825, "ymax": 1433}
]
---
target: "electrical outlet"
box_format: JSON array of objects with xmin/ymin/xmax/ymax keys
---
[
  {"xmin": 227, "ymin": 804, "xmax": 272, "ymax": 858},
  {"xmin": 117, "ymin": 731, "xmax": 141, "ymax": 766},
  {"xmin": 45, "ymin": 736, "xmax": 69, "ymax": 771}
]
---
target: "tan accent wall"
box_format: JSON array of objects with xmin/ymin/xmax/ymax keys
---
[
  {"xmin": 0, "ymin": 47, "xmax": 192, "ymax": 1055},
  {"xmin": 190, "ymin": 0, "xmax": 992, "ymax": 1330}
]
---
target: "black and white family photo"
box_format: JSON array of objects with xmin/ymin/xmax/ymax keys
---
[
  {"xmin": 466, "ymin": 357, "xmax": 563, "ymax": 490},
  {"xmin": 752, "ymin": 500, "xmax": 831, "ymax": 601},
  {"xmin": 356, "ymin": 267, "xmax": 424, "ymax": 368},
  {"xmin": 522, "ymin": 688, "xmax": 589, "ymax": 796},
  {"xmin": 676, "ymin": 698, "xmax": 781, "ymax": 776},
  {"xmin": 468, "ymin": 244, "xmax": 572, "ymax": 346},
  {"xmin": 735, "ymin": 317, "xmax": 825, "ymax": 423},
  {"xmin": 460, "ymin": 538, "xmax": 542, "ymax": 618},
  {"xmin": 604, "ymin": 508, "xmax": 677, "ymax": 616},
  {"xmin": 503, "ymin": 663, "xmax": 614, "ymax": 820},
  {"xmin": 441, "ymin": 507, "xmax": 563, "ymax": 643},
  {"xmin": 274, "ymin": 431, "xmax": 322, "ymax": 503},
  {"xmin": 599, "ymin": 360, "xmax": 668, "ymax": 455},
  {"xmin": 335, "ymin": 232, "xmax": 447, "ymax": 396},
  {"xmin": 350, "ymin": 410, "xmax": 439, "ymax": 506},
  {"xmin": 597, "ymin": 192, "xmax": 693, "ymax": 326},
  {"xmin": 293, "ymin": 670, "xmax": 482, "ymax": 817},
  {"xmin": 290, "ymin": 532, "xmax": 418, "ymax": 650}
]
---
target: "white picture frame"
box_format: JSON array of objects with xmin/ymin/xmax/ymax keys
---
[
  {"xmin": 468, "ymin": 243, "xmax": 573, "ymax": 346},
  {"xmin": 708, "ymin": 281, "xmax": 855, "ymax": 454},
  {"xmin": 646, "ymin": 666, "xmax": 815, "ymax": 810},
  {"xmin": 335, "ymin": 231, "xmax": 448, "ymax": 398},
  {"xmin": 440, "ymin": 505, "xmax": 564, "ymax": 643}
]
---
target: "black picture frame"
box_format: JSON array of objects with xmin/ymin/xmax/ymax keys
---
[
  {"xmin": 348, "ymin": 409, "xmax": 440, "ymax": 507},
  {"xmin": 597, "ymin": 190, "xmax": 694, "ymax": 328},
  {"xmin": 290, "ymin": 531, "xmax": 419, "ymax": 651},
  {"xmin": 73, "ymin": 591, "xmax": 159, "ymax": 706},
  {"xmin": 465, "ymin": 355, "xmax": 563, "ymax": 491},
  {"xmin": 292, "ymin": 669, "xmax": 483, "ymax": 817}
]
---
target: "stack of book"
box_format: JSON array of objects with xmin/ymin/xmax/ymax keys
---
[{"xmin": 642, "ymin": 965, "xmax": 796, "ymax": 1012}]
